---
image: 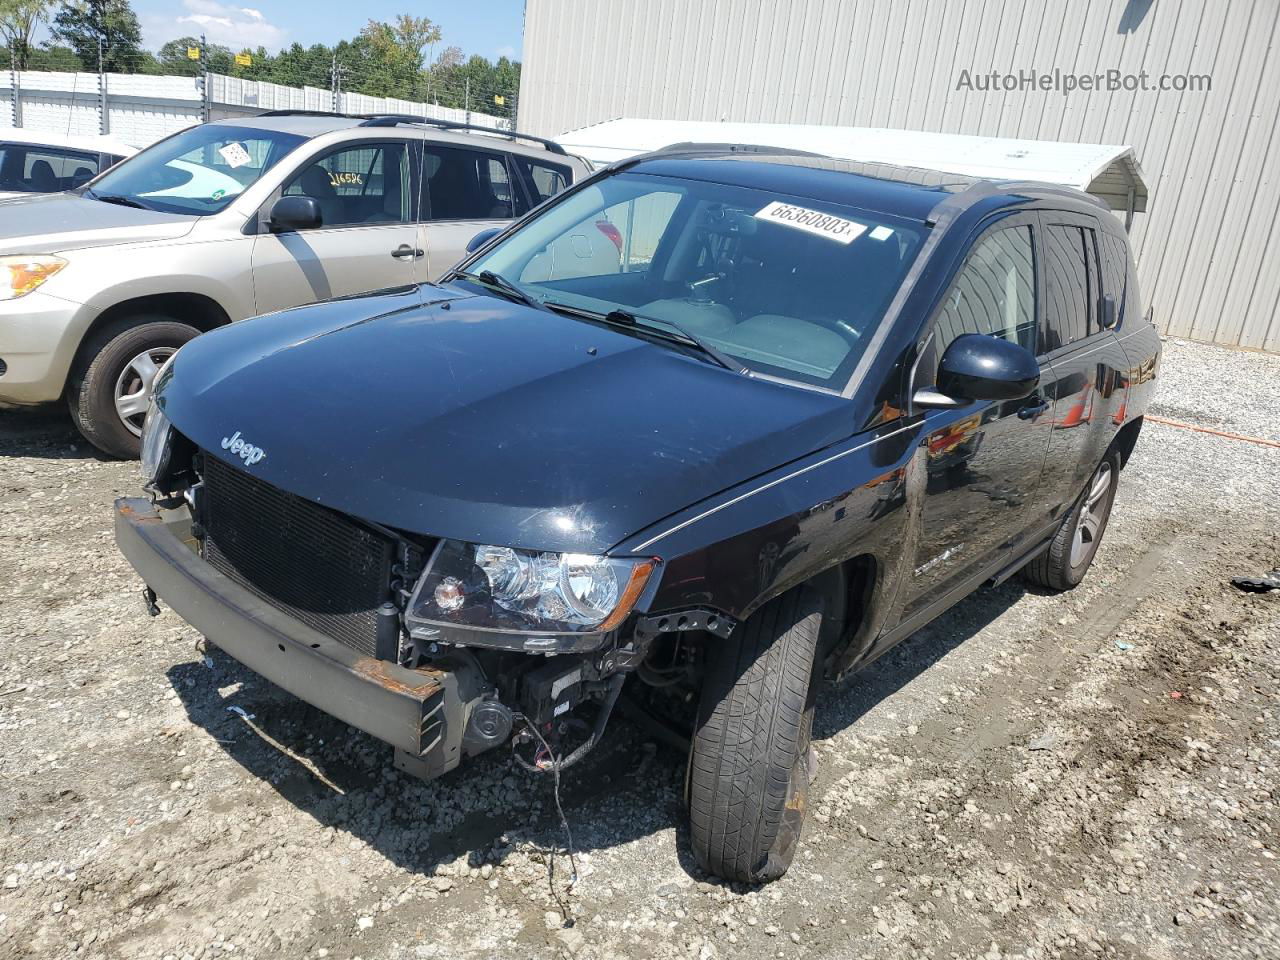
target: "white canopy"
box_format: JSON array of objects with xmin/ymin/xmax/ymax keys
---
[{"xmin": 557, "ymin": 118, "xmax": 1147, "ymax": 216}]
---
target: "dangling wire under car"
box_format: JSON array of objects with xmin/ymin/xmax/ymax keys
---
[{"xmin": 508, "ymin": 673, "xmax": 625, "ymax": 926}]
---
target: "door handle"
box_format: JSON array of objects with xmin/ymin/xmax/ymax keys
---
[
  {"xmin": 391, "ymin": 244, "xmax": 424, "ymax": 260},
  {"xmin": 1017, "ymin": 396, "xmax": 1050, "ymax": 420}
]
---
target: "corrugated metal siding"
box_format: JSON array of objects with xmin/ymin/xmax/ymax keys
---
[{"xmin": 520, "ymin": 0, "xmax": 1280, "ymax": 350}]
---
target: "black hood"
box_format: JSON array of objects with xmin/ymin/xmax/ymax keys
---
[{"xmin": 159, "ymin": 286, "xmax": 855, "ymax": 556}]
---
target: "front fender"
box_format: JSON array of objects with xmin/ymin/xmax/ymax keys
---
[
  {"xmin": 621, "ymin": 420, "xmax": 923, "ymax": 646},
  {"xmin": 67, "ymin": 239, "xmax": 256, "ymax": 322}
]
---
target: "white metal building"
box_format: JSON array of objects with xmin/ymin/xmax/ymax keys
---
[{"xmin": 518, "ymin": 0, "xmax": 1280, "ymax": 351}]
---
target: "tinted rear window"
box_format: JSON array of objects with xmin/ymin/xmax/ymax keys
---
[{"xmin": 0, "ymin": 143, "xmax": 101, "ymax": 193}]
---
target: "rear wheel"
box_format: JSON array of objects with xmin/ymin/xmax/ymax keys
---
[
  {"xmin": 689, "ymin": 588, "xmax": 821, "ymax": 883},
  {"xmin": 67, "ymin": 317, "xmax": 200, "ymax": 459},
  {"xmin": 1023, "ymin": 449, "xmax": 1121, "ymax": 590}
]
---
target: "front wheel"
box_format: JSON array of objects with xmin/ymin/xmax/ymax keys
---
[
  {"xmin": 688, "ymin": 588, "xmax": 821, "ymax": 883},
  {"xmin": 1023, "ymin": 449, "xmax": 1121, "ymax": 590},
  {"xmin": 67, "ymin": 318, "xmax": 200, "ymax": 459}
]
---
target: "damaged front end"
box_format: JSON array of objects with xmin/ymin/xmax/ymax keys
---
[{"xmin": 119, "ymin": 432, "xmax": 702, "ymax": 782}]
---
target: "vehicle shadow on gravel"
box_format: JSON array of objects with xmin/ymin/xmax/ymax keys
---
[
  {"xmin": 813, "ymin": 580, "xmax": 1029, "ymax": 741},
  {"xmin": 0, "ymin": 406, "xmax": 105, "ymax": 460},
  {"xmin": 163, "ymin": 580, "xmax": 1030, "ymax": 883},
  {"xmin": 166, "ymin": 648, "xmax": 689, "ymax": 880}
]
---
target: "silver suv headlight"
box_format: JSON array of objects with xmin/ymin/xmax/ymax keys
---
[{"xmin": 405, "ymin": 539, "xmax": 655, "ymax": 647}]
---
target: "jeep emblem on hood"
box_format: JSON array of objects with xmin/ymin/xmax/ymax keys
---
[{"xmin": 221, "ymin": 431, "xmax": 266, "ymax": 466}]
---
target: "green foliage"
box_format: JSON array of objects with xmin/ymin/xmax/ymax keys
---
[
  {"xmin": 0, "ymin": 0, "xmax": 53, "ymax": 69},
  {"xmin": 157, "ymin": 35, "xmax": 232, "ymax": 76},
  {"xmin": 5, "ymin": 4, "xmax": 521, "ymax": 115},
  {"xmin": 50, "ymin": 0, "xmax": 148, "ymax": 72}
]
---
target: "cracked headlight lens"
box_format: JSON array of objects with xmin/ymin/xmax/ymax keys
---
[{"xmin": 406, "ymin": 540, "xmax": 655, "ymax": 642}]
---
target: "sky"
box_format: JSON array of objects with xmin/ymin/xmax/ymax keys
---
[{"xmin": 49, "ymin": 0, "xmax": 528, "ymax": 62}]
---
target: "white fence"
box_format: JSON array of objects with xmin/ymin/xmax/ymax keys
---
[{"xmin": 0, "ymin": 70, "xmax": 511, "ymax": 149}]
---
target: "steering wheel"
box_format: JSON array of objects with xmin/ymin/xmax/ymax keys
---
[{"xmin": 686, "ymin": 272, "xmax": 726, "ymax": 302}]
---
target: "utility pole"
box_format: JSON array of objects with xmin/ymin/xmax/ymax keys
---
[
  {"xmin": 330, "ymin": 53, "xmax": 346, "ymax": 113},
  {"xmin": 198, "ymin": 33, "xmax": 211, "ymax": 123},
  {"xmin": 8, "ymin": 47, "xmax": 21, "ymax": 127},
  {"xmin": 97, "ymin": 36, "xmax": 109, "ymax": 134},
  {"xmin": 464, "ymin": 77, "xmax": 470, "ymax": 126}
]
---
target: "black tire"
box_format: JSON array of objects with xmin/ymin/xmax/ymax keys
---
[
  {"xmin": 67, "ymin": 317, "xmax": 200, "ymax": 459},
  {"xmin": 689, "ymin": 588, "xmax": 822, "ymax": 883},
  {"xmin": 1023, "ymin": 449, "xmax": 1121, "ymax": 591}
]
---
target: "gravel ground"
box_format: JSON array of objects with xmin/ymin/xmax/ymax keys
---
[{"xmin": 1, "ymin": 337, "xmax": 1277, "ymax": 960}]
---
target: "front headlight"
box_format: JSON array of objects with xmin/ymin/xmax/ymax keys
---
[
  {"xmin": 139, "ymin": 353, "xmax": 179, "ymax": 484},
  {"xmin": 139, "ymin": 400, "xmax": 173, "ymax": 485},
  {"xmin": 0, "ymin": 255, "xmax": 67, "ymax": 301},
  {"xmin": 405, "ymin": 539, "xmax": 655, "ymax": 646}
]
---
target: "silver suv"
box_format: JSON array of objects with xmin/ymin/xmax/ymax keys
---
[{"xmin": 0, "ymin": 112, "xmax": 589, "ymax": 457}]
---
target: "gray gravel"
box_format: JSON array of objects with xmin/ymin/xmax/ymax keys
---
[
  {"xmin": 0, "ymin": 336, "xmax": 1277, "ymax": 960},
  {"xmin": 1150, "ymin": 338, "xmax": 1280, "ymax": 443}
]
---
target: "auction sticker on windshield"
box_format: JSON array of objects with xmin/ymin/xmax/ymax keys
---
[
  {"xmin": 755, "ymin": 201, "xmax": 866, "ymax": 244},
  {"xmin": 218, "ymin": 142, "xmax": 252, "ymax": 169}
]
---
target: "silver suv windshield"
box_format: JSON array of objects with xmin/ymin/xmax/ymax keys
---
[
  {"xmin": 468, "ymin": 171, "xmax": 927, "ymax": 390},
  {"xmin": 86, "ymin": 124, "xmax": 306, "ymax": 216}
]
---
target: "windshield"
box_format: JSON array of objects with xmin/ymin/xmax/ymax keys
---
[
  {"xmin": 467, "ymin": 171, "xmax": 927, "ymax": 389},
  {"xmin": 86, "ymin": 124, "xmax": 306, "ymax": 216},
  {"xmin": 0, "ymin": 142, "xmax": 105, "ymax": 194}
]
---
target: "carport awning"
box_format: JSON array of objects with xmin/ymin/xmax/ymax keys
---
[{"xmin": 557, "ymin": 118, "xmax": 1148, "ymax": 215}]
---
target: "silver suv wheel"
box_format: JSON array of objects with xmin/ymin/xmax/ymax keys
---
[{"xmin": 113, "ymin": 346, "xmax": 176, "ymax": 437}]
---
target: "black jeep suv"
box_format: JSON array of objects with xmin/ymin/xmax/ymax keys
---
[{"xmin": 116, "ymin": 145, "xmax": 1160, "ymax": 883}]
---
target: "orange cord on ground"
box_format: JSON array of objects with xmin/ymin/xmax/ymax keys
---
[{"xmin": 1147, "ymin": 414, "xmax": 1280, "ymax": 450}]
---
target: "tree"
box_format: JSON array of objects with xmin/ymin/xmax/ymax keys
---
[
  {"xmin": 427, "ymin": 51, "xmax": 521, "ymax": 113},
  {"xmin": 51, "ymin": 0, "xmax": 146, "ymax": 72},
  {"xmin": 0, "ymin": 0, "xmax": 52, "ymax": 69},
  {"xmin": 26, "ymin": 42, "xmax": 83, "ymax": 70},
  {"xmin": 157, "ymin": 35, "xmax": 233, "ymax": 77},
  {"xmin": 134, "ymin": 11, "xmax": 522, "ymax": 115},
  {"xmin": 352, "ymin": 15, "xmax": 441, "ymax": 98}
]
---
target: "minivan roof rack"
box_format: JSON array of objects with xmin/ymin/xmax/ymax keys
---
[{"xmin": 356, "ymin": 114, "xmax": 568, "ymax": 155}]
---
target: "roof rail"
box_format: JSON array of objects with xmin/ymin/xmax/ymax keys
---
[
  {"xmin": 357, "ymin": 114, "xmax": 567, "ymax": 155},
  {"xmin": 255, "ymin": 109, "xmax": 348, "ymax": 118},
  {"xmin": 250, "ymin": 110, "xmax": 569, "ymax": 157},
  {"xmin": 652, "ymin": 141, "xmax": 826, "ymax": 159}
]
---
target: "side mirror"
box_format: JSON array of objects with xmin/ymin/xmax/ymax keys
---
[
  {"xmin": 1101, "ymin": 294, "xmax": 1119, "ymax": 329},
  {"xmin": 269, "ymin": 195, "xmax": 322, "ymax": 232},
  {"xmin": 915, "ymin": 333, "xmax": 1040, "ymax": 409},
  {"xmin": 466, "ymin": 227, "xmax": 502, "ymax": 253}
]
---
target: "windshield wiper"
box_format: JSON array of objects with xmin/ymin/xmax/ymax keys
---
[
  {"xmin": 452, "ymin": 270, "xmax": 552, "ymax": 313},
  {"xmin": 85, "ymin": 190, "xmax": 150, "ymax": 211},
  {"xmin": 602, "ymin": 308, "xmax": 746, "ymax": 373}
]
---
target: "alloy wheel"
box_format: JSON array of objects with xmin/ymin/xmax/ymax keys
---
[
  {"xmin": 1070, "ymin": 461, "xmax": 1114, "ymax": 568},
  {"xmin": 113, "ymin": 347, "xmax": 175, "ymax": 437}
]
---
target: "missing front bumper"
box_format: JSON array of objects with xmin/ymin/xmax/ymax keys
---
[{"xmin": 113, "ymin": 497, "xmax": 478, "ymax": 780}]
